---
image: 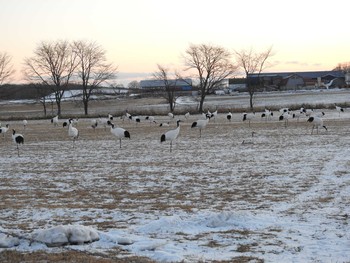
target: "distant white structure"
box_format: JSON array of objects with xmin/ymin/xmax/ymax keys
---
[
  {"xmin": 214, "ymin": 90, "xmax": 225, "ymax": 95},
  {"xmin": 345, "ymin": 72, "xmax": 350, "ymax": 86}
]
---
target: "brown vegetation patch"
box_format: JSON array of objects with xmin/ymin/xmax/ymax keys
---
[{"xmin": 0, "ymin": 250, "xmax": 155, "ymax": 263}]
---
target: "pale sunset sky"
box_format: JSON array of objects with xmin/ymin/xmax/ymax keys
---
[{"xmin": 1, "ymin": 0, "xmax": 349, "ymax": 86}]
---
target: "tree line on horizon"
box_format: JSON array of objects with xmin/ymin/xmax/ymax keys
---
[{"xmin": 1, "ymin": 41, "xmax": 349, "ymax": 116}]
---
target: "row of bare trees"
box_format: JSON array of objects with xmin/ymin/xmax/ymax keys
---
[
  {"xmin": 153, "ymin": 44, "xmax": 273, "ymax": 112},
  {"xmin": 3, "ymin": 42, "xmax": 350, "ymax": 115},
  {"xmin": 1, "ymin": 42, "xmax": 273, "ymax": 114},
  {"xmin": 21, "ymin": 40, "xmax": 118, "ymax": 116}
]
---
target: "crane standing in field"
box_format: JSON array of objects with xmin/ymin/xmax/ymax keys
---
[
  {"xmin": 161, "ymin": 120, "xmax": 182, "ymax": 152},
  {"xmin": 12, "ymin": 129, "xmax": 24, "ymax": 157},
  {"xmin": 191, "ymin": 116, "xmax": 210, "ymax": 138},
  {"xmin": 107, "ymin": 121, "xmax": 130, "ymax": 149},
  {"xmin": 51, "ymin": 116, "xmax": 59, "ymax": 127},
  {"xmin": 307, "ymin": 116, "xmax": 328, "ymax": 135},
  {"xmin": 226, "ymin": 112, "xmax": 232, "ymax": 122},
  {"xmin": 63, "ymin": 119, "xmax": 79, "ymax": 148},
  {"xmin": 23, "ymin": 120, "xmax": 28, "ymax": 130},
  {"xmin": 335, "ymin": 105, "xmax": 344, "ymax": 117},
  {"xmin": 242, "ymin": 112, "xmax": 255, "ymax": 127},
  {"xmin": 0, "ymin": 124, "xmax": 10, "ymax": 138}
]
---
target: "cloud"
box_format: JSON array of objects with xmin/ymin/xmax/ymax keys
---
[
  {"xmin": 285, "ymin": 61, "xmax": 308, "ymax": 66},
  {"xmin": 114, "ymin": 72, "xmax": 153, "ymax": 86}
]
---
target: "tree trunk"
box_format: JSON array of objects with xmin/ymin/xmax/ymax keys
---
[
  {"xmin": 249, "ymin": 93, "xmax": 254, "ymax": 110},
  {"xmin": 43, "ymin": 102, "xmax": 47, "ymax": 117},
  {"xmin": 57, "ymin": 102, "xmax": 61, "ymax": 116},
  {"xmin": 168, "ymin": 96, "xmax": 174, "ymax": 112},
  {"xmin": 199, "ymin": 97, "xmax": 205, "ymax": 113},
  {"xmin": 83, "ymin": 100, "xmax": 88, "ymax": 115},
  {"xmin": 40, "ymin": 98, "xmax": 47, "ymax": 117}
]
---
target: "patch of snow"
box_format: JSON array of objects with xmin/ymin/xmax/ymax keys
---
[
  {"xmin": 0, "ymin": 234, "xmax": 20, "ymax": 248},
  {"xmin": 31, "ymin": 225, "xmax": 99, "ymax": 247}
]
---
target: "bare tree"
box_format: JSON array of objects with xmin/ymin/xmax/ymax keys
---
[
  {"xmin": 333, "ymin": 62, "xmax": 350, "ymax": 73},
  {"xmin": 234, "ymin": 46, "xmax": 273, "ymax": 110},
  {"xmin": 31, "ymin": 82, "xmax": 52, "ymax": 117},
  {"xmin": 0, "ymin": 52, "xmax": 15, "ymax": 85},
  {"xmin": 23, "ymin": 40, "xmax": 78, "ymax": 116},
  {"xmin": 72, "ymin": 40, "xmax": 118, "ymax": 115},
  {"xmin": 153, "ymin": 64, "xmax": 180, "ymax": 112},
  {"xmin": 128, "ymin": 80, "xmax": 140, "ymax": 89},
  {"xmin": 182, "ymin": 43, "xmax": 237, "ymax": 113}
]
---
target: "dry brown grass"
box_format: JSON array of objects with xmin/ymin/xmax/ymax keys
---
[{"xmin": 0, "ymin": 250, "xmax": 155, "ymax": 263}]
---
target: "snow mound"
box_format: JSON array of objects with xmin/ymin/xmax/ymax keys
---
[
  {"xmin": 116, "ymin": 236, "xmax": 134, "ymax": 245},
  {"xmin": 32, "ymin": 225, "xmax": 99, "ymax": 247},
  {"xmin": 0, "ymin": 233, "xmax": 20, "ymax": 248}
]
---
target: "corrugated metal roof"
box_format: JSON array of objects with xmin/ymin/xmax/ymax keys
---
[
  {"xmin": 140, "ymin": 79, "xmax": 192, "ymax": 88},
  {"xmin": 248, "ymin": 70, "xmax": 344, "ymax": 79}
]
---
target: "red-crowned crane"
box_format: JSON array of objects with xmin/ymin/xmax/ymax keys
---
[
  {"xmin": 191, "ymin": 116, "xmax": 210, "ymax": 138},
  {"xmin": 51, "ymin": 115, "xmax": 59, "ymax": 127},
  {"xmin": 12, "ymin": 129, "xmax": 24, "ymax": 157},
  {"xmin": 168, "ymin": 112, "xmax": 174, "ymax": 119},
  {"xmin": 159, "ymin": 122, "xmax": 170, "ymax": 127},
  {"xmin": 129, "ymin": 115, "xmax": 141, "ymax": 124},
  {"xmin": 210, "ymin": 110, "xmax": 218, "ymax": 122},
  {"xmin": 301, "ymin": 108, "xmax": 314, "ymax": 117},
  {"xmin": 0, "ymin": 124, "xmax": 9, "ymax": 138},
  {"xmin": 91, "ymin": 119, "xmax": 98, "ymax": 131},
  {"xmin": 279, "ymin": 112, "xmax": 294, "ymax": 128},
  {"xmin": 307, "ymin": 116, "xmax": 327, "ymax": 135},
  {"xmin": 335, "ymin": 105, "xmax": 344, "ymax": 117},
  {"xmin": 160, "ymin": 120, "xmax": 182, "ymax": 152},
  {"xmin": 23, "ymin": 120, "xmax": 28, "ymax": 130},
  {"xmin": 63, "ymin": 119, "xmax": 79, "ymax": 148},
  {"xmin": 145, "ymin": 116, "xmax": 157, "ymax": 125},
  {"xmin": 242, "ymin": 112, "xmax": 255, "ymax": 127},
  {"xmin": 107, "ymin": 121, "xmax": 130, "ymax": 149},
  {"xmin": 226, "ymin": 112, "xmax": 233, "ymax": 122},
  {"xmin": 261, "ymin": 109, "xmax": 273, "ymax": 122}
]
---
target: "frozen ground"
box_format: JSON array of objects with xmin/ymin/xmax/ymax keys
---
[{"xmin": 1, "ymin": 92, "xmax": 350, "ymax": 262}]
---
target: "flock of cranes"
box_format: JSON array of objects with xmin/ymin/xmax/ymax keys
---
[{"xmin": 0, "ymin": 104, "xmax": 346, "ymax": 155}]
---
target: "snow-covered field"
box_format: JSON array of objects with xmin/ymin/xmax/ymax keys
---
[{"xmin": 1, "ymin": 92, "xmax": 350, "ymax": 262}]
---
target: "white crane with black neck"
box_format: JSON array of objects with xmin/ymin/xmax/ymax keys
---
[
  {"xmin": 307, "ymin": 116, "xmax": 328, "ymax": 135},
  {"xmin": 12, "ymin": 129, "xmax": 24, "ymax": 157},
  {"xmin": 161, "ymin": 120, "xmax": 182, "ymax": 152},
  {"xmin": 107, "ymin": 121, "xmax": 130, "ymax": 148},
  {"xmin": 191, "ymin": 116, "xmax": 210, "ymax": 138},
  {"xmin": 63, "ymin": 119, "xmax": 79, "ymax": 148}
]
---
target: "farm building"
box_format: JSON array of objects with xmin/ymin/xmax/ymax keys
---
[
  {"xmin": 247, "ymin": 70, "xmax": 346, "ymax": 90},
  {"xmin": 228, "ymin": 78, "xmax": 248, "ymax": 92},
  {"xmin": 139, "ymin": 78, "xmax": 196, "ymax": 96},
  {"xmin": 140, "ymin": 79, "xmax": 192, "ymax": 90},
  {"xmin": 229, "ymin": 70, "xmax": 347, "ymax": 92}
]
